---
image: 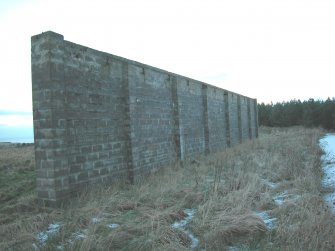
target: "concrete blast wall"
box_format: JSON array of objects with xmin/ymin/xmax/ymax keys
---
[{"xmin": 31, "ymin": 31, "xmax": 258, "ymax": 207}]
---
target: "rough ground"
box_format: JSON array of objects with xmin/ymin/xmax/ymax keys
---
[{"xmin": 0, "ymin": 127, "xmax": 334, "ymax": 251}]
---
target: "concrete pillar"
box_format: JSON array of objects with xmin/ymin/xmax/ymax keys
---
[
  {"xmin": 237, "ymin": 95, "xmax": 242, "ymax": 143},
  {"xmin": 202, "ymin": 84, "xmax": 210, "ymax": 155},
  {"xmin": 224, "ymin": 91, "xmax": 231, "ymax": 147},
  {"xmin": 247, "ymin": 99, "xmax": 252, "ymax": 139},
  {"xmin": 32, "ymin": 31, "xmax": 70, "ymax": 207},
  {"xmin": 171, "ymin": 75, "xmax": 182, "ymax": 160},
  {"xmin": 254, "ymin": 99, "xmax": 259, "ymax": 138},
  {"xmin": 122, "ymin": 62, "xmax": 134, "ymax": 184}
]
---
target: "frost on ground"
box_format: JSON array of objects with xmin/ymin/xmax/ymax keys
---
[
  {"xmin": 172, "ymin": 208, "xmax": 199, "ymax": 249},
  {"xmin": 320, "ymin": 133, "xmax": 335, "ymax": 214}
]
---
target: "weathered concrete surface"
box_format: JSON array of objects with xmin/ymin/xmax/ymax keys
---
[{"xmin": 31, "ymin": 31, "xmax": 258, "ymax": 206}]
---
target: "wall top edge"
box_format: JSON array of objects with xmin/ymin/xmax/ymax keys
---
[
  {"xmin": 31, "ymin": 30, "xmax": 64, "ymax": 41},
  {"xmin": 31, "ymin": 31, "xmax": 257, "ymax": 101}
]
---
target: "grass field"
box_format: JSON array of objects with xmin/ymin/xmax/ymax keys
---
[{"xmin": 0, "ymin": 127, "xmax": 334, "ymax": 250}]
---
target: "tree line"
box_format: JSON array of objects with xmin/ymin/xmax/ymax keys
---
[{"xmin": 258, "ymin": 98, "xmax": 335, "ymax": 130}]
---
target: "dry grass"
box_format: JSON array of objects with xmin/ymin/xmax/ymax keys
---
[{"xmin": 1, "ymin": 127, "xmax": 334, "ymax": 250}]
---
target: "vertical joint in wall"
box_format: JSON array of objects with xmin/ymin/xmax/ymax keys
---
[
  {"xmin": 202, "ymin": 84, "xmax": 209, "ymax": 155},
  {"xmin": 237, "ymin": 95, "xmax": 242, "ymax": 143},
  {"xmin": 224, "ymin": 91, "xmax": 231, "ymax": 147},
  {"xmin": 171, "ymin": 75, "xmax": 182, "ymax": 160}
]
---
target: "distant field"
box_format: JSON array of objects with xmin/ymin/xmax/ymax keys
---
[{"xmin": 0, "ymin": 127, "xmax": 334, "ymax": 250}]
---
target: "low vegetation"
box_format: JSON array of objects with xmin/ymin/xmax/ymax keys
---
[{"xmin": 0, "ymin": 127, "xmax": 334, "ymax": 250}]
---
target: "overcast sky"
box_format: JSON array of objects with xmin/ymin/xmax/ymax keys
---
[{"xmin": 1, "ymin": 0, "xmax": 335, "ymax": 115}]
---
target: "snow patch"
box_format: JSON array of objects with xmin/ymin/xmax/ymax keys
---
[
  {"xmin": 322, "ymin": 164, "xmax": 335, "ymax": 189},
  {"xmin": 91, "ymin": 217, "xmax": 102, "ymax": 224},
  {"xmin": 107, "ymin": 223, "xmax": 120, "ymax": 229},
  {"xmin": 172, "ymin": 208, "xmax": 195, "ymax": 229},
  {"xmin": 320, "ymin": 134, "xmax": 335, "ymax": 214},
  {"xmin": 273, "ymin": 192, "xmax": 300, "ymax": 206},
  {"xmin": 228, "ymin": 246, "xmax": 250, "ymax": 251},
  {"xmin": 72, "ymin": 229, "xmax": 88, "ymax": 241},
  {"xmin": 172, "ymin": 208, "xmax": 199, "ymax": 249},
  {"xmin": 262, "ymin": 179, "xmax": 278, "ymax": 189},
  {"xmin": 37, "ymin": 223, "xmax": 62, "ymax": 246},
  {"xmin": 35, "ymin": 218, "xmax": 121, "ymax": 249},
  {"xmin": 256, "ymin": 211, "xmax": 277, "ymax": 230},
  {"xmin": 273, "ymin": 193, "xmax": 286, "ymax": 206},
  {"xmin": 92, "ymin": 217, "xmax": 120, "ymax": 229}
]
